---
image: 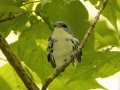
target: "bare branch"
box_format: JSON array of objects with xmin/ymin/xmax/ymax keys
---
[
  {"xmin": 41, "ymin": 0, "xmax": 108, "ymax": 90},
  {"xmin": 0, "ymin": 33, "xmax": 40, "ymax": 90},
  {"xmin": 0, "ymin": 11, "xmax": 26, "ymax": 23}
]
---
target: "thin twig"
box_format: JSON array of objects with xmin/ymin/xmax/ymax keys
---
[
  {"xmin": 0, "ymin": 33, "xmax": 40, "ymax": 90},
  {"xmin": 41, "ymin": 0, "xmax": 108, "ymax": 90},
  {"xmin": 0, "ymin": 11, "xmax": 26, "ymax": 23}
]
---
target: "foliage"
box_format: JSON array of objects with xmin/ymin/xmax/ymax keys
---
[{"xmin": 0, "ymin": 0, "xmax": 120, "ymax": 90}]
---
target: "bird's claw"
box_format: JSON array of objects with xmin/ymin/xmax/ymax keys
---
[{"xmin": 70, "ymin": 55, "xmax": 75, "ymax": 60}]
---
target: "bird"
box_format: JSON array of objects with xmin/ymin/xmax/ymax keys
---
[{"xmin": 47, "ymin": 21, "xmax": 82, "ymax": 68}]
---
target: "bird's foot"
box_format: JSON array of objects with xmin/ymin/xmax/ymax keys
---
[
  {"xmin": 70, "ymin": 55, "xmax": 75, "ymax": 60},
  {"xmin": 56, "ymin": 67, "xmax": 65, "ymax": 77}
]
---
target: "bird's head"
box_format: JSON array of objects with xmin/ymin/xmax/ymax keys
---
[{"xmin": 54, "ymin": 21, "xmax": 73, "ymax": 35}]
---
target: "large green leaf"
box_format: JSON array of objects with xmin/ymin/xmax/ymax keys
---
[
  {"xmin": 67, "ymin": 79, "xmax": 104, "ymax": 90},
  {"xmin": 0, "ymin": 20, "xmax": 12, "ymax": 37},
  {"xmin": 0, "ymin": 0, "xmax": 16, "ymax": 6},
  {"xmin": 0, "ymin": 6, "xmax": 24, "ymax": 13},
  {"xmin": 10, "ymin": 21, "xmax": 54, "ymax": 83},
  {"xmin": 89, "ymin": 0, "xmax": 120, "ymax": 31},
  {"xmin": 41, "ymin": 0, "xmax": 48, "ymax": 8},
  {"xmin": 36, "ymin": 0, "xmax": 89, "ymax": 39},
  {"xmin": 102, "ymin": 0, "xmax": 118, "ymax": 31},
  {"xmin": 0, "ymin": 5, "xmax": 26, "ymax": 36},
  {"xmin": 0, "ymin": 63, "xmax": 27, "ymax": 90},
  {"xmin": 0, "ymin": 62, "xmax": 41, "ymax": 90},
  {"xmin": 88, "ymin": 0, "xmax": 120, "ymax": 50},
  {"xmin": 49, "ymin": 67, "xmax": 104, "ymax": 90},
  {"xmin": 68, "ymin": 52, "xmax": 120, "ymax": 84},
  {"xmin": 11, "ymin": 12, "xmax": 29, "ymax": 32},
  {"xmin": 94, "ymin": 21, "xmax": 119, "ymax": 50}
]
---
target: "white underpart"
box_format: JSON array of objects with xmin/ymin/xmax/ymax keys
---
[{"xmin": 52, "ymin": 27, "xmax": 74, "ymax": 67}]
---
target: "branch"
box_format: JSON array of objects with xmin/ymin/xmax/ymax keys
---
[
  {"xmin": 0, "ymin": 33, "xmax": 40, "ymax": 90},
  {"xmin": 0, "ymin": 11, "xmax": 26, "ymax": 23},
  {"xmin": 41, "ymin": 0, "xmax": 108, "ymax": 90}
]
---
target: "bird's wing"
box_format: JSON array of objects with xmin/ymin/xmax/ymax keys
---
[
  {"xmin": 47, "ymin": 36, "xmax": 56, "ymax": 68},
  {"xmin": 71, "ymin": 36, "xmax": 82, "ymax": 62}
]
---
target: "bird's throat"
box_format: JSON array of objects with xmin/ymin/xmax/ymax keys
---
[{"xmin": 52, "ymin": 27, "xmax": 72, "ymax": 40}]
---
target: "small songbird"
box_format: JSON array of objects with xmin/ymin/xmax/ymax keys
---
[{"xmin": 47, "ymin": 21, "xmax": 82, "ymax": 68}]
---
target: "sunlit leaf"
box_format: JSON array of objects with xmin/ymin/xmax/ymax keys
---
[
  {"xmin": 94, "ymin": 21, "xmax": 119, "ymax": 50},
  {"xmin": 41, "ymin": 0, "xmax": 48, "ymax": 8},
  {"xmin": 89, "ymin": 0, "xmax": 120, "ymax": 31},
  {"xmin": 0, "ymin": 62, "xmax": 41, "ymax": 89},
  {"xmin": 11, "ymin": 12, "xmax": 29, "ymax": 32},
  {"xmin": 68, "ymin": 52, "xmax": 120, "ymax": 84},
  {"xmin": 11, "ymin": 21, "xmax": 53, "ymax": 83},
  {"xmin": 0, "ymin": 63, "xmax": 27, "ymax": 90}
]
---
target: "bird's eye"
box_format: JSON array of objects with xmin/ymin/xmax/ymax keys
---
[{"xmin": 62, "ymin": 24, "xmax": 67, "ymax": 28}]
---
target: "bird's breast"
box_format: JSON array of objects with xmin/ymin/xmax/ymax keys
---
[
  {"xmin": 52, "ymin": 39, "xmax": 73, "ymax": 67},
  {"xmin": 52, "ymin": 27, "xmax": 72, "ymax": 40},
  {"xmin": 51, "ymin": 27, "xmax": 74, "ymax": 67}
]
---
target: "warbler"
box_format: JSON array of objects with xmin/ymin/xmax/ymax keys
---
[{"xmin": 47, "ymin": 21, "xmax": 82, "ymax": 68}]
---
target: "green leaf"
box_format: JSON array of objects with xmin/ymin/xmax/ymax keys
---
[
  {"xmin": 10, "ymin": 21, "xmax": 54, "ymax": 82},
  {"xmin": 38, "ymin": 0, "xmax": 89, "ymax": 33},
  {"xmin": 0, "ymin": 6, "xmax": 24, "ymax": 13},
  {"xmin": 41, "ymin": 0, "xmax": 48, "ymax": 8},
  {"xmin": 49, "ymin": 65, "xmax": 104, "ymax": 90},
  {"xmin": 0, "ymin": 62, "xmax": 41, "ymax": 90},
  {"xmin": 63, "ymin": 0, "xmax": 79, "ymax": 4},
  {"xmin": 105, "ymin": 0, "xmax": 120, "ymax": 31},
  {"xmin": 0, "ymin": 6, "xmax": 26, "ymax": 36},
  {"xmin": 89, "ymin": 0, "xmax": 120, "ymax": 31},
  {"xmin": 107, "ymin": 0, "xmax": 120, "ymax": 13},
  {"xmin": 95, "ymin": 32, "xmax": 108, "ymax": 49},
  {"xmin": 68, "ymin": 51, "xmax": 120, "ymax": 84},
  {"xmin": 49, "ymin": 78, "xmax": 73, "ymax": 90},
  {"xmin": 94, "ymin": 21, "xmax": 119, "ymax": 50},
  {"xmin": 14, "ymin": 0, "xmax": 29, "ymax": 6},
  {"xmin": 48, "ymin": 65, "xmax": 77, "ymax": 90},
  {"xmin": 0, "ymin": 0, "xmax": 16, "ymax": 6},
  {"xmin": 29, "ymin": 15, "xmax": 39, "ymax": 25},
  {"xmin": 0, "ymin": 63, "xmax": 27, "ymax": 90},
  {"xmin": 67, "ymin": 79, "xmax": 104, "ymax": 89},
  {"xmin": 102, "ymin": 3, "xmax": 118, "ymax": 31},
  {"xmin": 23, "ymin": 63, "xmax": 42, "ymax": 84},
  {"xmin": 11, "ymin": 12, "xmax": 29, "ymax": 32},
  {"xmin": 0, "ymin": 20, "xmax": 12, "ymax": 37},
  {"xmin": 89, "ymin": 0, "xmax": 99, "ymax": 5}
]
